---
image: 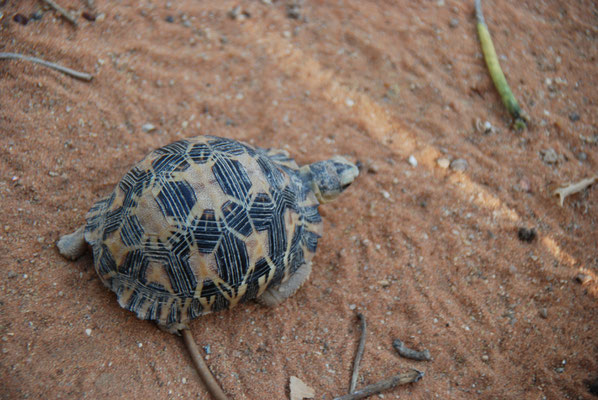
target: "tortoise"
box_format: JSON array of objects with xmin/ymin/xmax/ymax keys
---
[{"xmin": 57, "ymin": 135, "xmax": 359, "ymax": 399}]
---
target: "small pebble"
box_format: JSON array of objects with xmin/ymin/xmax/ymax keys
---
[
  {"xmin": 30, "ymin": 10, "xmax": 43, "ymax": 21},
  {"xmin": 381, "ymin": 190, "xmax": 390, "ymax": 200},
  {"xmin": 141, "ymin": 123, "xmax": 156, "ymax": 133},
  {"xmin": 449, "ymin": 18, "xmax": 459, "ymax": 28},
  {"xmin": 437, "ymin": 158, "xmax": 450, "ymax": 169},
  {"xmin": 517, "ymin": 227, "xmax": 536, "ymax": 243},
  {"xmin": 408, "ymin": 155, "xmax": 418, "ymax": 167},
  {"xmin": 575, "ymin": 273, "xmax": 592, "ymax": 285},
  {"xmin": 514, "ymin": 177, "xmax": 531, "ymax": 193},
  {"xmin": 286, "ymin": 3, "xmax": 301, "ymax": 19},
  {"xmin": 82, "ymin": 12, "xmax": 96, "ymax": 21},
  {"xmin": 450, "ymin": 158, "xmax": 468, "ymax": 171},
  {"xmin": 349, "ymin": 304, "xmax": 356, "ymax": 310},
  {"xmin": 345, "ymin": 98, "xmax": 355, "ymax": 107},
  {"xmin": 182, "ymin": 377, "xmax": 187, "ymax": 384},
  {"xmin": 13, "ymin": 13, "xmax": 29, "ymax": 25},
  {"xmin": 481, "ymin": 355, "xmax": 489, "ymax": 361},
  {"xmin": 203, "ymin": 344, "xmax": 211, "ymax": 354},
  {"xmin": 568, "ymin": 112, "xmax": 580, "ymax": 122},
  {"xmin": 165, "ymin": 15, "xmax": 175, "ymax": 23},
  {"xmin": 85, "ymin": 328, "xmax": 92, "ymax": 336},
  {"xmin": 138, "ymin": 342, "xmax": 143, "ymax": 348},
  {"xmin": 540, "ymin": 148, "xmax": 558, "ymax": 164},
  {"xmin": 539, "ymin": 308, "xmax": 548, "ymax": 319}
]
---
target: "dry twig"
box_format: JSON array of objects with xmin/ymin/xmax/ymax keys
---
[
  {"xmin": 349, "ymin": 313, "xmax": 367, "ymax": 393},
  {"xmin": 392, "ymin": 338, "xmax": 431, "ymax": 361},
  {"xmin": 334, "ymin": 369, "xmax": 424, "ymax": 400},
  {"xmin": 182, "ymin": 329, "xmax": 229, "ymax": 400},
  {"xmin": 553, "ymin": 175, "xmax": 597, "ymax": 207},
  {"xmin": 0, "ymin": 52, "xmax": 93, "ymax": 81},
  {"xmin": 42, "ymin": 0, "xmax": 78, "ymax": 26}
]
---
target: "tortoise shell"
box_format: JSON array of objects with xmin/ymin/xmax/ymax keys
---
[{"xmin": 83, "ymin": 136, "xmax": 323, "ymax": 330}]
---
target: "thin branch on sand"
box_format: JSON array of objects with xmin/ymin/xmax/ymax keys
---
[
  {"xmin": 42, "ymin": 0, "xmax": 78, "ymax": 26},
  {"xmin": 334, "ymin": 370, "xmax": 424, "ymax": 400},
  {"xmin": 349, "ymin": 313, "xmax": 367, "ymax": 393},
  {"xmin": 0, "ymin": 52, "xmax": 93, "ymax": 81}
]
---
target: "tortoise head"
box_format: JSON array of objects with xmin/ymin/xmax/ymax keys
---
[{"xmin": 301, "ymin": 156, "xmax": 359, "ymax": 204}]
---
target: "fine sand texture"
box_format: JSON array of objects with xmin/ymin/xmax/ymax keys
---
[{"xmin": 1, "ymin": 1, "xmax": 597, "ymax": 399}]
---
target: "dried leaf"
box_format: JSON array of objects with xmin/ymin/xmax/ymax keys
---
[{"xmin": 290, "ymin": 376, "xmax": 315, "ymax": 400}]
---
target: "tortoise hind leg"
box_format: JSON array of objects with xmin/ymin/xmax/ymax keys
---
[
  {"xmin": 57, "ymin": 226, "xmax": 87, "ymax": 260},
  {"xmin": 257, "ymin": 262, "xmax": 312, "ymax": 307},
  {"xmin": 181, "ymin": 329, "xmax": 229, "ymax": 400}
]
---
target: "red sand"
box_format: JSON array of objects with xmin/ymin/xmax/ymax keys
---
[{"xmin": 1, "ymin": 1, "xmax": 597, "ymax": 399}]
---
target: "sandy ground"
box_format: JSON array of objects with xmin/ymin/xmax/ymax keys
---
[{"xmin": 1, "ymin": 0, "xmax": 597, "ymax": 399}]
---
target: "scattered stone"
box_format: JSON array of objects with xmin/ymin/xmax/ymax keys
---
[
  {"xmin": 381, "ymin": 190, "xmax": 390, "ymax": 200},
  {"xmin": 449, "ymin": 18, "xmax": 459, "ymax": 28},
  {"xmin": 575, "ymin": 273, "xmax": 592, "ymax": 285},
  {"xmin": 514, "ymin": 177, "xmax": 531, "ymax": 193},
  {"xmin": 568, "ymin": 112, "xmax": 580, "ymax": 122},
  {"xmin": 13, "ymin": 13, "xmax": 29, "ymax": 25},
  {"xmin": 408, "ymin": 155, "xmax": 418, "ymax": 167},
  {"xmin": 345, "ymin": 98, "xmax": 354, "ymax": 107},
  {"xmin": 366, "ymin": 160, "xmax": 379, "ymax": 174},
  {"xmin": 540, "ymin": 148, "xmax": 558, "ymax": 164},
  {"xmin": 450, "ymin": 158, "xmax": 468, "ymax": 171},
  {"xmin": 290, "ymin": 376, "xmax": 315, "ymax": 400},
  {"xmin": 203, "ymin": 344, "xmax": 211, "ymax": 354},
  {"xmin": 378, "ymin": 279, "xmax": 390, "ymax": 287},
  {"xmin": 228, "ymin": 6, "xmax": 250, "ymax": 20},
  {"xmin": 287, "ymin": 2, "xmax": 302, "ymax": 19},
  {"xmin": 30, "ymin": 10, "xmax": 43, "ymax": 21},
  {"xmin": 85, "ymin": 328, "xmax": 92, "ymax": 336},
  {"xmin": 539, "ymin": 308, "xmax": 548, "ymax": 319},
  {"xmin": 165, "ymin": 15, "xmax": 174, "ymax": 23},
  {"xmin": 181, "ymin": 377, "xmax": 187, "ymax": 384},
  {"xmin": 142, "ymin": 123, "xmax": 156, "ymax": 133},
  {"xmin": 82, "ymin": 12, "xmax": 96, "ymax": 21},
  {"xmin": 517, "ymin": 227, "xmax": 536, "ymax": 243},
  {"xmin": 437, "ymin": 157, "xmax": 450, "ymax": 169},
  {"xmin": 481, "ymin": 355, "xmax": 489, "ymax": 361}
]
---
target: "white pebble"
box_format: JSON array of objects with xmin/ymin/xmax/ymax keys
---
[
  {"xmin": 345, "ymin": 98, "xmax": 355, "ymax": 107},
  {"xmin": 381, "ymin": 190, "xmax": 390, "ymax": 199},
  {"xmin": 436, "ymin": 158, "xmax": 450, "ymax": 169},
  {"xmin": 141, "ymin": 123, "xmax": 156, "ymax": 133},
  {"xmin": 138, "ymin": 342, "xmax": 143, "ymax": 348},
  {"xmin": 85, "ymin": 329, "xmax": 92, "ymax": 336},
  {"xmin": 408, "ymin": 155, "xmax": 418, "ymax": 166}
]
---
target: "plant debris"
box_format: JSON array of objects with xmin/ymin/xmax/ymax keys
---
[
  {"xmin": 392, "ymin": 339, "xmax": 432, "ymax": 361},
  {"xmin": 553, "ymin": 175, "xmax": 597, "ymax": 207}
]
